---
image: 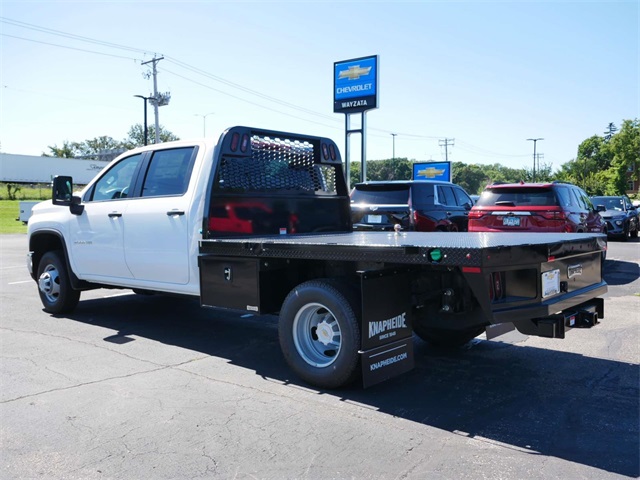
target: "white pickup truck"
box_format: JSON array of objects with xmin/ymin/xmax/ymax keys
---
[{"xmin": 27, "ymin": 126, "xmax": 607, "ymax": 388}]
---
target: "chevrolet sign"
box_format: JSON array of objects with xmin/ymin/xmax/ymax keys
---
[
  {"xmin": 334, "ymin": 55, "xmax": 379, "ymax": 113},
  {"xmin": 413, "ymin": 162, "xmax": 452, "ymax": 182}
]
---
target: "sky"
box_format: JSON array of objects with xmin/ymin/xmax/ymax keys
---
[{"xmin": 0, "ymin": 0, "xmax": 638, "ymax": 173}]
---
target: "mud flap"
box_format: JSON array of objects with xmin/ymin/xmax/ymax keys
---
[
  {"xmin": 359, "ymin": 269, "xmax": 415, "ymax": 388},
  {"xmin": 361, "ymin": 338, "xmax": 414, "ymax": 388}
]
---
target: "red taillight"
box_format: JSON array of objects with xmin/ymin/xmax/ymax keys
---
[
  {"xmin": 468, "ymin": 210, "xmax": 484, "ymax": 219},
  {"xmin": 230, "ymin": 132, "xmax": 240, "ymax": 152},
  {"xmin": 321, "ymin": 143, "xmax": 329, "ymax": 160},
  {"xmin": 538, "ymin": 210, "xmax": 567, "ymax": 220},
  {"xmin": 489, "ymin": 272, "xmax": 505, "ymax": 302},
  {"xmin": 412, "ymin": 211, "xmax": 437, "ymax": 231}
]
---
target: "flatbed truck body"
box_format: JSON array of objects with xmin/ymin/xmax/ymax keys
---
[{"xmin": 27, "ymin": 126, "xmax": 606, "ymax": 388}]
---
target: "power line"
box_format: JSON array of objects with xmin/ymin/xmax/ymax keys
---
[
  {"xmin": 1, "ymin": 33, "xmax": 139, "ymax": 61},
  {"xmin": 0, "ymin": 16, "xmax": 155, "ymax": 55},
  {"xmin": 1, "ymin": 16, "xmax": 539, "ymax": 161}
]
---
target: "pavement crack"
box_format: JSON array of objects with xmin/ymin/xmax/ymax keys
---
[{"xmin": 1, "ymin": 365, "xmax": 168, "ymax": 404}]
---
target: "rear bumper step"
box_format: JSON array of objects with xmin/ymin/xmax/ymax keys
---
[{"xmin": 513, "ymin": 298, "xmax": 603, "ymax": 339}]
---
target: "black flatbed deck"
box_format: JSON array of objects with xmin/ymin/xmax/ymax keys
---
[{"xmin": 200, "ymin": 231, "xmax": 606, "ymax": 268}]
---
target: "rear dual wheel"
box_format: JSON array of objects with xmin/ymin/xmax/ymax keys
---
[{"xmin": 278, "ymin": 280, "xmax": 361, "ymax": 389}]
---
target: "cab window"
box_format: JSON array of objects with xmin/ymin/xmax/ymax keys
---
[
  {"xmin": 141, "ymin": 147, "xmax": 196, "ymax": 197},
  {"xmin": 90, "ymin": 154, "xmax": 143, "ymax": 202}
]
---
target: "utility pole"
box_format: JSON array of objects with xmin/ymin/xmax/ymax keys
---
[
  {"xmin": 439, "ymin": 138, "xmax": 455, "ymax": 162},
  {"xmin": 142, "ymin": 56, "xmax": 164, "ymax": 144},
  {"xmin": 535, "ymin": 153, "xmax": 545, "ymax": 179},
  {"xmin": 527, "ymin": 138, "xmax": 543, "ymax": 182},
  {"xmin": 390, "ymin": 133, "xmax": 397, "ymax": 159}
]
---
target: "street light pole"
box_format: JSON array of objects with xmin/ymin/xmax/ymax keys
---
[
  {"xmin": 527, "ymin": 138, "xmax": 544, "ymax": 182},
  {"xmin": 391, "ymin": 133, "xmax": 397, "ymax": 160},
  {"xmin": 133, "ymin": 95, "xmax": 152, "ymax": 146},
  {"xmin": 195, "ymin": 112, "xmax": 215, "ymax": 137}
]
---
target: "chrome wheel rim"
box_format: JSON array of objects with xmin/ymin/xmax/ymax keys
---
[
  {"xmin": 292, "ymin": 303, "xmax": 342, "ymax": 367},
  {"xmin": 38, "ymin": 264, "xmax": 61, "ymax": 303}
]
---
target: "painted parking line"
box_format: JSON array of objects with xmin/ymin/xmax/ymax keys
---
[{"xmin": 8, "ymin": 280, "xmax": 32, "ymax": 285}]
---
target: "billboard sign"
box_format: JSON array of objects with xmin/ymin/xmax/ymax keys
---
[
  {"xmin": 413, "ymin": 162, "xmax": 452, "ymax": 182},
  {"xmin": 333, "ymin": 55, "xmax": 379, "ymax": 113}
]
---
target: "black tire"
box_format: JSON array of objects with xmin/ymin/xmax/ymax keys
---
[
  {"xmin": 630, "ymin": 223, "xmax": 638, "ymax": 238},
  {"xmin": 622, "ymin": 225, "xmax": 629, "ymax": 242},
  {"xmin": 37, "ymin": 250, "xmax": 80, "ymax": 314},
  {"xmin": 413, "ymin": 324, "xmax": 484, "ymax": 348},
  {"xmin": 278, "ymin": 280, "xmax": 361, "ymax": 389}
]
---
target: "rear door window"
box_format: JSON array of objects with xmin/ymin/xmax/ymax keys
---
[
  {"xmin": 571, "ymin": 187, "xmax": 589, "ymax": 210},
  {"xmin": 141, "ymin": 147, "xmax": 196, "ymax": 197},
  {"xmin": 453, "ymin": 187, "xmax": 472, "ymax": 207},
  {"xmin": 437, "ymin": 186, "xmax": 456, "ymax": 206}
]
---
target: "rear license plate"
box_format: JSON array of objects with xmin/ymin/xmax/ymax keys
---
[
  {"xmin": 503, "ymin": 216, "xmax": 520, "ymax": 226},
  {"xmin": 367, "ymin": 215, "xmax": 382, "ymax": 223},
  {"xmin": 542, "ymin": 269, "xmax": 560, "ymax": 298}
]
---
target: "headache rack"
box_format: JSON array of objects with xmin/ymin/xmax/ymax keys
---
[{"xmin": 212, "ymin": 126, "xmax": 345, "ymax": 195}]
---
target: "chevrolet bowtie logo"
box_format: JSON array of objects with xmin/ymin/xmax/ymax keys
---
[
  {"xmin": 338, "ymin": 65, "xmax": 372, "ymax": 81},
  {"xmin": 417, "ymin": 167, "xmax": 445, "ymax": 179}
]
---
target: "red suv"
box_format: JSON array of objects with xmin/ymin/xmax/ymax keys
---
[{"xmin": 468, "ymin": 182, "xmax": 606, "ymax": 234}]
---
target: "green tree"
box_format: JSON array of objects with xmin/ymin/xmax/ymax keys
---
[
  {"xmin": 75, "ymin": 136, "xmax": 124, "ymax": 160},
  {"xmin": 123, "ymin": 123, "xmax": 180, "ymax": 149},
  {"xmin": 557, "ymin": 119, "xmax": 638, "ymax": 194},
  {"xmin": 43, "ymin": 125, "xmax": 181, "ymax": 159},
  {"xmin": 607, "ymin": 119, "xmax": 639, "ymax": 194},
  {"xmin": 451, "ymin": 163, "xmax": 486, "ymax": 194},
  {"xmin": 42, "ymin": 141, "xmax": 80, "ymax": 158}
]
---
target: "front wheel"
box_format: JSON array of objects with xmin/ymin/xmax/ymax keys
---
[
  {"xmin": 37, "ymin": 250, "xmax": 80, "ymax": 314},
  {"xmin": 278, "ymin": 280, "xmax": 361, "ymax": 389}
]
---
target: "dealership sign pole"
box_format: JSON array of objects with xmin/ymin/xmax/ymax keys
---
[{"xmin": 334, "ymin": 55, "xmax": 379, "ymax": 189}]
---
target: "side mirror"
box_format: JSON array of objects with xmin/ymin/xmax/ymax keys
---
[
  {"xmin": 52, "ymin": 175, "xmax": 73, "ymax": 205},
  {"xmin": 52, "ymin": 175, "xmax": 84, "ymax": 215},
  {"xmin": 595, "ymin": 204, "xmax": 606, "ymax": 212}
]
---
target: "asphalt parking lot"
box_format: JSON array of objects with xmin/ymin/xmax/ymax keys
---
[{"xmin": 1, "ymin": 234, "xmax": 638, "ymax": 479}]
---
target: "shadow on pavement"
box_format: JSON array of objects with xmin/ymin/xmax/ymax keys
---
[
  {"xmin": 62, "ymin": 294, "xmax": 639, "ymax": 478},
  {"xmin": 604, "ymin": 258, "xmax": 640, "ymax": 286}
]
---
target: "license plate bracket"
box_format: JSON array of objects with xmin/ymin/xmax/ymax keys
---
[{"xmin": 503, "ymin": 216, "xmax": 520, "ymax": 226}]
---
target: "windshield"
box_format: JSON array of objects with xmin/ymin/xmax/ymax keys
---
[{"xmin": 591, "ymin": 197, "xmax": 624, "ymax": 211}]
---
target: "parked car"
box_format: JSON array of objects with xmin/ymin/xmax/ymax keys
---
[
  {"xmin": 590, "ymin": 195, "xmax": 639, "ymax": 240},
  {"xmin": 468, "ymin": 182, "xmax": 606, "ymax": 234},
  {"xmin": 350, "ymin": 180, "xmax": 474, "ymax": 232}
]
